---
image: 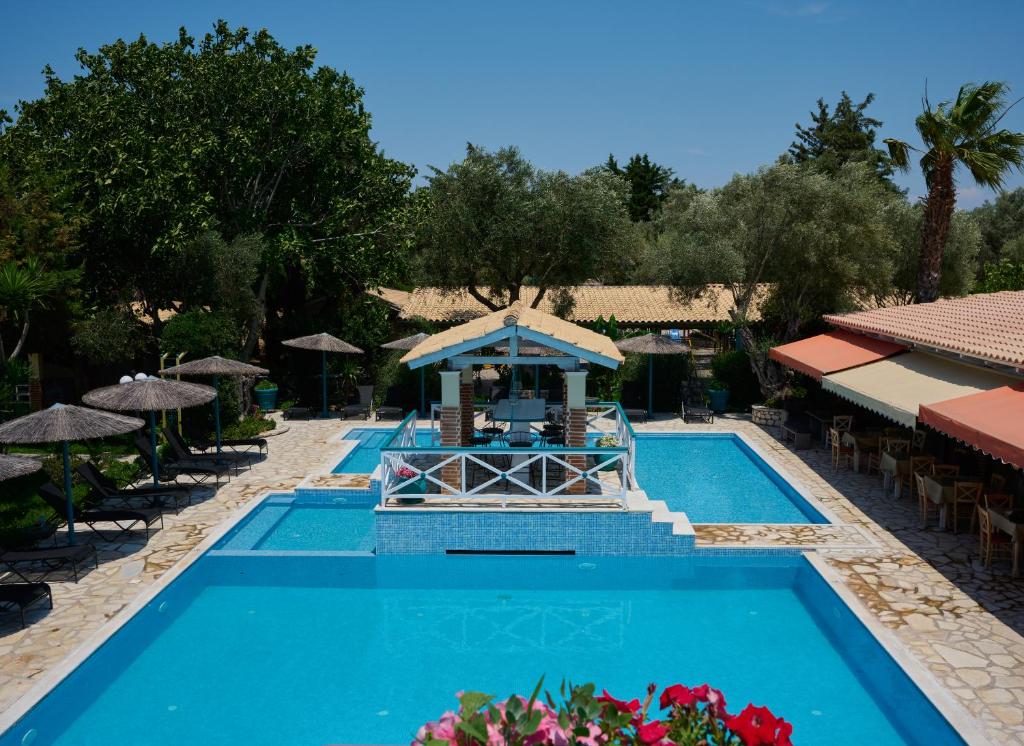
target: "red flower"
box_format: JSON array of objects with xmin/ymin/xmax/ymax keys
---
[
  {"xmin": 597, "ymin": 689, "xmax": 641, "ymax": 714},
  {"xmin": 692, "ymin": 684, "xmax": 728, "ymax": 717},
  {"xmin": 659, "ymin": 684, "xmax": 697, "ymax": 710},
  {"xmin": 725, "ymin": 704, "xmax": 789, "ymax": 746},
  {"xmin": 636, "ymin": 720, "xmax": 669, "ymax": 744}
]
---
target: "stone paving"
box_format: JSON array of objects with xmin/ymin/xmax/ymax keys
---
[{"xmin": 2, "ymin": 413, "xmax": 1023, "ymax": 744}]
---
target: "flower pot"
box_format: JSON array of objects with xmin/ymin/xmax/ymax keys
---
[
  {"xmin": 707, "ymin": 389, "xmax": 729, "ymax": 413},
  {"xmin": 395, "ymin": 475, "xmax": 427, "ymax": 504},
  {"xmin": 254, "ymin": 386, "xmax": 278, "ymax": 412}
]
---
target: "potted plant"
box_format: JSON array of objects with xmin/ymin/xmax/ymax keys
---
[
  {"xmin": 594, "ymin": 434, "xmax": 621, "ymax": 471},
  {"xmin": 394, "ymin": 465, "xmax": 427, "ymax": 504},
  {"xmin": 706, "ymin": 380, "xmax": 730, "ymax": 413},
  {"xmin": 253, "ymin": 380, "xmax": 278, "ymax": 411}
]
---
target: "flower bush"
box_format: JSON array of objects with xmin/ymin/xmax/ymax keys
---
[
  {"xmin": 414, "ymin": 681, "xmax": 792, "ymax": 746},
  {"xmin": 396, "ymin": 465, "xmax": 419, "ymax": 479}
]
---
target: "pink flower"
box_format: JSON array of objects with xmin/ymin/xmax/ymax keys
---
[
  {"xmin": 636, "ymin": 720, "xmax": 670, "ymax": 744},
  {"xmin": 693, "ymin": 684, "xmax": 728, "ymax": 717},
  {"xmin": 597, "ymin": 689, "xmax": 641, "ymax": 714}
]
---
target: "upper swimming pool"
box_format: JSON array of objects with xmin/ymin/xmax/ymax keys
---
[
  {"xmin": 332, "ymin": 427, "xmax": 433, "ymax": 473},
  {"xmin": 0, "ymin": 554, "xmax": 963, "ymax": 746},
  {"xmin": 635, "ymin": 434, "xmax": 826, "ymax": 523}
]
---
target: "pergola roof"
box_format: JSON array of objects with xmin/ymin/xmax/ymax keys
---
[{"xmin": 400, "ymin": 301, "xmax": 624, "ymax": 370}]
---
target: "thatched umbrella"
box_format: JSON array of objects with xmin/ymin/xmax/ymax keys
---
[
  {"xmin": 161, "ymin": 356, "xmax": 269, "ymax": 453},
  {"xmin": 83, "ymin": 375, "xmax": 216, "ymax": 485},
  {"xmin": 0, "ymin": 454, "xmax": 41, "ymax": 481},
  {"xmin": 382, "ymin": 333, "xmax": 430, "ymax": 414},
  {"xmin": 282, "ymin": 333, "xmax": 364, "ymax": 418},
  {"xmin": 0, "ymin": 404, "xmax": 144, "ymax": 543},
  {"xmin": 615, "ymin": 333, "xmax": 688, "ymax": 416}
]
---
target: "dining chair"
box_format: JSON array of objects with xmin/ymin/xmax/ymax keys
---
[
  {"xmin": 829, "ymin": 428, "xmax": 853, "ymax": 470},
  {"xmin": 989, "ymin": 473, "xmax": 1007, "ymax": 492},
  {"xmin": 909, "ymin": 455, "xmax": 936, "ymax": 500},
  {"xmin": 932, "ymin": 464, "xmax": 960, "ymax": 479},
  {"xmin": 951, "ymin": 481, "xmax": 982, "ymax": 534},
  {"xmin": 977, "ymin": 499, "xmax": 1013, "ymax": 569},
  {"xmin": 911, "ymin": 430, "xmax": 926, "ymax": 452},
  {"xmin": 916, "ymin": 472, "xmax": 938, "ymax": 528},
  {"xmin": 833, "ymin": 415, "xmax": 853, "ymax": 432}
]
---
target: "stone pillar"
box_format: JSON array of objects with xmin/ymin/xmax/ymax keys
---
[
  {"xmin": 563, "ymin": 371, "xmax": 588, "ymax": 495},
  {"xmin": 459, "ymin": 367, "xmax": 475, "ymax": 445},
  {"xmin": 439, "ymin": 371, "xmax": 463, "ymax": 492}
]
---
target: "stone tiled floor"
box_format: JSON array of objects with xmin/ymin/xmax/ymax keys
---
[{"xmin": 2, "ymin": 413, "xmax": 1023, "ymax": 744}]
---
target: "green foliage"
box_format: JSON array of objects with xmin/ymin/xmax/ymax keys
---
[
  {"xmin": 969, "ymin": 187, "xmax": 1024, "ymax": 267},
  {"xmin": 977, "ymin": 259, "xmax": 1024, "ymax": 292},
  {"xmin": 220, "ymin": 415, "xmax": 275, "ymax": 439},
  {"xmin": 254, "ymin": 380, "xmax": 277, "ymax": 390},
  {"xmin": 710, "ymin": 350, "xmax": 762, "ymax": 409},
  {"xmin": 160, "ymin": 309, "xmax": 239, "ymax": 358},
  {"xmin": 789, "ymin": 92, "xmax": 895, "ymax": 185},
  {"xmin": 71, "ymin": 306, "xmax": 147, "ymax": 365},
  {"xmin": 604, "ymin": 153, "xmax": 682, "ymax": 221},
  {"xmin": 415, "ymin": 145, "xmax": 638, "ymax": 313}
]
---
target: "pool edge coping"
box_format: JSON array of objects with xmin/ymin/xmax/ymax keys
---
[{"xmin": 804, "ymin": 552, "xmax": 989, "ymax": 746}]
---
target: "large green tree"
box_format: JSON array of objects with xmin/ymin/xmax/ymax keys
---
[
  {"xmin": 604, "ymin": 153, "xmax": 681, "ymax": 221},
  {"xmin": 789, "ymin": 92, "xmax": 895, "ymax": 185},
  {"xmin": 969, "ymin": 187, "xmax": 1024, "ymax": 266},
  {"xmin": 1, "ymin": 21, "xmax": 415, "ymax": 361},
  {"xmin": 648, "ymin": 162, "xmax": 899, "ymax": 396},
  {"xmin": 415, "ymin": 145, "xmax": 637, "ymax": 312},
  {"xmin": 885, "ymin": 82, "xmax": 1024, "ymax": 303}
]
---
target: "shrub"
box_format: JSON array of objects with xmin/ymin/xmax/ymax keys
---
[
  {"xmin": 221, "ymin": 415, "xmax": 275, "ymax": 439},
  {"xmin": 254, "ymin": 379, "xmax": 277, "ymax": 390},
  {"xmin": 710, "ymin": 350, "xmax": 762, "ymax": 409},
  {"xmin": 160, "ymin": 309, "xmax": 239, "ymax": 358}
]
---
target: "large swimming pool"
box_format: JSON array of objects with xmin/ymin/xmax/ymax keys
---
[{"xmin": 0, "ymin": 554, "xmax": 963, "ymax": 746}]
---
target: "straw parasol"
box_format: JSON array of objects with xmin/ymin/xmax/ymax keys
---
[
  {"xmin": 382, "ymin": 333, "xmax": 430, "ymax": 414},
  {"xmin": 83, "ymin": 375, "xmax": 216, "ymax": 485},
  {"xmin": 282, "ymin": 333, "xmax": 364, "ymax": 418},
  {"xmin": 0, "ymin": 454, "xmax": 41, "ymax": 481},
  {"xmin": 615, "ymin": 333, "xmax": 688, "ymax": 416},
  {"xmin": 0, "ymin": 404, "xmax": 144, "ymax": 543},
  {"xmin": 161, "ymin": 356, "xmax": 269, "ymax": 453}
]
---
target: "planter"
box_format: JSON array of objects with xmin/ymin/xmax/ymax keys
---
[
  {"xmin": 395, "ymin": 475, "xmax": 427, "ymax": 503},
  {"xmin": 596, "ymin": 453, "xmax": 620, "ymax": 472},
  {"xmin": 707, "ymin": 388, "xmax": 730, "ymax": 413},
  {"xmin": 751, "ymin": 405, "xmax": 788, "ymax": 428},
  {"xmin": 254, "ymin": 386, "xmax": 278, "ymax": 412}
]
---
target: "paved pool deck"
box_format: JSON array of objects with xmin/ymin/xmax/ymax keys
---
[{"xmin": 1, "ymin": 413, "xmax": 1022, "ymax": 744}]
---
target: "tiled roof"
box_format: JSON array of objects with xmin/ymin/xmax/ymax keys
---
[
  {"xmin": 824, "ymin": 291, "xmax": 1024, "ymax": 369},
  {"xmin": 394, "ymin": 285, "xmax": 768, "ymax": 325},
  {"xmin": 368, "ymin": 287, "xmax": 412, "ymax": 310},
  {"xmin": 401, "ymin": 301, "xmax": 624, "ymax": 368}
]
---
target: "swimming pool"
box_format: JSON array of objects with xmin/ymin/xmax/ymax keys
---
[
  {"xmin": 332, "ymin": 427, "xmax": 433, "ymax": 473},
  {"xmin": 635, "ymin": 434, "xmax": 826, "ymax": 523},
  {"xmin": 0, "ymin": 554, "xmax": 962, "ymax": 746},
  {"xmin": 216, "ymin": 495, "xmax": 376, "ymax": 552}
]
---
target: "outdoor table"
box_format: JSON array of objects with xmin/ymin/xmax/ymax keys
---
[
  {"xmin": 492, "ymin": 398, "xmax": 546, "ymax": 425},
  {"xmin": 879, "ymin": 451, "xmax": 911, "ymax": 496},
  {"xmin": 923, "ymin": 475, "xmax": 982, "ymax": 530},
  {"xmin": 805, "ymin": 411, "xmax": 836, "ymax": 446},
  {"xmin": 842, "ymin": 432, "xmax": 879, "ymax": 472},
  {"xmin": 988, "ymin": 508, "xmax": 1024, "ymax": 577}
]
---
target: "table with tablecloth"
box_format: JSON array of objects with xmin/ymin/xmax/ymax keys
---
[
  {"xmin": 988, "ymin": 508, "xmax": 1024, "ymax": 577},
  {"xmin": 842, "ymin": 432, "xmax": 879, "ymax": 472},
  {"xmin": 922, "ymin": 474, "xmax": 982, "ymax": 530}
]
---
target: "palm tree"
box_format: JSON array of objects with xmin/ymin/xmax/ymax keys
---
[
  {"xmin": 884, "ymin": 82, "xmax": 1024, "ymax": 302},
  {"xmin": 0, "ymin": 258, "xmax": 53, "ymax": 361}
]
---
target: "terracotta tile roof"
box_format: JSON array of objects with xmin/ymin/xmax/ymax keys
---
[
  {"xmin": 394, "ymin": 285, "xmax": 768, "ymax": 325},
  {"xmin": 824, "ymin": 291, "xmax": 1024, "ymax": 369},
  {"xmin": 401, "ymin": 301, "xmax": 624, "ymax": 368},
  {"xmin": 368, "ymin": 287, "xmax": 411, "ymax": 310}
]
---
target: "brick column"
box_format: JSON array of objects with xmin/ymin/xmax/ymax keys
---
[
  {"xmin": 563, "ymin": 371, "xmax": 588, "ymax": 495},
  {"xmin": 459, "ymin": 367, "xmax": 474, "ymax": 445},
  {"xmin": 439, "ymin": 371, "xmax": 463, "ymax": 492}
]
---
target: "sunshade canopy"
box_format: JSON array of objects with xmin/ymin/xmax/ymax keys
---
[
  {"xmin": 380, "ymin": 332, "xmax": 430, "ymax": 351},
  {"xmin": 401, "ymin": 301, "xmax": 623, "ymax": 370},
  {"xmin": 919, "ymin": 384, "xmax": 1024, "ymax": 469},
  {"xmin": 161, "ymin": 355, "xmax": 268, "ymax": 377},
  {"xmin": 770, "ymin": 331, "xmax": 905, "ymax": 381},
  {"xmin": 0, "ymin": 403, "xmax": 144, "ymax": 443},
  {"xmin": 615, "ymin": 333, "xmax": 688, "ymax": 355},
  {"xmin": 83, "ymin": 377, "xmax": 216, "ymax": 411},
  {"xmin": 822, "ymin": 351, "xmax": 1018, "ymax": 428},
  {"xmin": 0, "ymin": 454, "xmax": 42, "ymax": 481},
  {"xmin": 282, "ymin": 333, "xmax": 363, "ymax": 354}
]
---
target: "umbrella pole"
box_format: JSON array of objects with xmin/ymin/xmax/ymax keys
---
[
  {"xmin": 419, "ymin": 367, "xmax": 425, "ymax": 416},
  {"xmin": 213, "ymin": 374, "xmax": 222, "ymax": 453},
  {"xmin": 61, "ymin": 440, "xmax": 75, "ymax": 545},
  {"xmin": 648, "ymin": 353, "xmax": 654, "ymax": 418},
  {"xmin": 150, "ymin": 410, "xmax": 160, "ymax": 486},
  {"xmin": 321, "ymin": 350, "xmax": 328, "ymax": 418}
]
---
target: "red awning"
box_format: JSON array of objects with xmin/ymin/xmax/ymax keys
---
[
  {"xmin": 919, "ymin": 384, "xmax": 1024, "ymax": 470},
  {"xmin": 769, "ymin": 331, "xmax": 905, "ymax": 381}
]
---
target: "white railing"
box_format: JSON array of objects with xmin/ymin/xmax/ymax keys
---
[{"xmin": 380, "ymin": 401, "xmax": 634, "ymax": 508}]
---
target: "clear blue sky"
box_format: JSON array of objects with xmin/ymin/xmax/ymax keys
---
[{"xmin": 3, "ymin": 0, "xmax": 1023, "ymax": 207}]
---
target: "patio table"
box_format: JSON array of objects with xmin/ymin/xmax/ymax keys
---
[
  {"xmin": 842, "ymin": 432, "xmax": 879, "ymax": 472},
  {"xmin": 879, "ymin": 451, "xmax": 911, "ymax": 496},
  {"xmin": 988, "ymin": 508, "xmax": 1024, "ymax": 577},
  {"xmin": 922, "ymin": 475, "xmax": 982, "ymax": 530},
  {"xmin": 805, "ymin": 410, "xmax": 836, "ymax": 447}
]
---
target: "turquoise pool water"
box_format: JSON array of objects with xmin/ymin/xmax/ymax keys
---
[
  {"xmin": 635, "ymin": 434, "xmax": 826, "ymax": 523},
  {"xmin": 332, "ymin": 428, "xmax": 434, "ymax": 473},
  {"xmin": 255, "ymin": 504, "xmax": 375, "ymax": 551},
  {"xmin": 0, "ymin": 555, "xmax": 962, "ymax": 746}
]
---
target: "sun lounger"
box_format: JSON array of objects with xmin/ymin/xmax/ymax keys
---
[
  {"xmin": 163, "ymin": 428, "xmax": 253, "ymax": 470},
  {"xmin": 623, "ymin": 408, "xmax": 648, "ymax": 424},
  {"xmin": 38, "ymin": 483, "xmax": 163, "ymax": 540},
  {"xmin": 191, "ymin": 435, "xmax": 268, "ymax": 455},
  {"xmin": 134, "ymin": 433, "xmax": 231, "ymax": 486},
  {"xmin": 682, "ymin": 398, "xmax": 714, "ymax": 424},
  {"xmin": 283, "ymin": 406, "xmax": 312, "ymax": 420},
  {"xmin": 0, "ymin": 583, "xmax": 52, "ymax": 628},
  {"xmin": 1, "ymin": 542, "xmax": 97, "ymax": 582},
  {"xmin": 76, "ymin": 462, "xmax": 191, "ymax": 513}
]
